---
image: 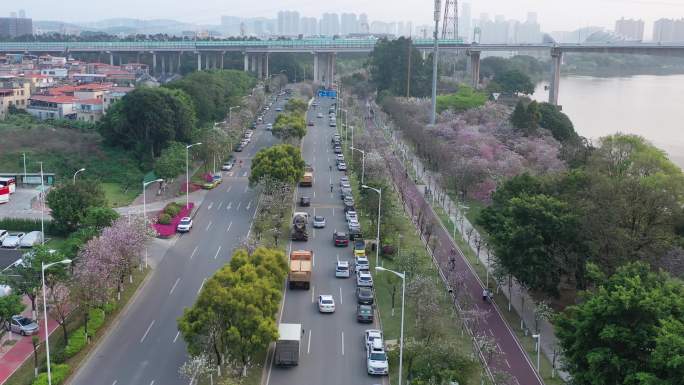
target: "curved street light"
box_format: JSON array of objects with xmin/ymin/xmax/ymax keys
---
[
  {"xmin": 185, "ymin": 143, "xmax": 202, "ymax": 209},
  {"xmin": 376, "ymin": 266, "xmax": 405, "ymax": 385},
  {"xmin": 42, "ymin": 259, "xmax": 72, "ymax": 385},
  {"xmin": 72, "ymin": 168, "xmax": 86, "ymax": 184}
]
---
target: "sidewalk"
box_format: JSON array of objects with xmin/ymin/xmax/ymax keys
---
[
  {"xmin": 0, "ymin": 298, "xmax": 60, "ymax": 385},
  {"xmin": 375, "ymin": 105, "xmax": 569, "ymax": 381}
]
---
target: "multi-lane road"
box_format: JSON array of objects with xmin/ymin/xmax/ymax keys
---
[
  {"xmin": 266, "ymin": 97, "xmax": 388, "ymax": 385},
  {"xmin": 70, "ymin": 93, "xmax": 284, "ymax": 385}
]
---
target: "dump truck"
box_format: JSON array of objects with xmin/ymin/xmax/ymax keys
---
[
  {"xmin": 275, "ymin": 323, "xmax": 301, "ymax": 366},
  {"xmin": 291, "ymin": 212, "xmax": 309, "ymax": 241},
  {"xmin": 289, "ymin": 250, "xmax": 312, "ymax": 289},
  {"xmin": 300, "ymin": 165, "xmax": 314, "ymax": 187}
]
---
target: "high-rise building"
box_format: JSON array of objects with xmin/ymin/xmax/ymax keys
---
[
  {"xmin": 18, "ymin": 10, "xmax": 26, "ymax": 19},
  {"xmin": 300, "ymin": 17, "xmax": 318, "ymax": 36},
  {"xmin": 516, "ymin": 12, "xmax": 541, "ymax": 43},
  {"xmin": 550, "ymin": 26, "xmax": 603, "ymax": 43},
  {"xmin": 615, "ymin": 17, "xmax": 644, "ymax": 41},
  {"xmin": 459, "ymin": 3, "xmax": 472, "ymax": 41},
  {"xmin": 277, "ymin": 11, "xmax": 300, "ymax": 36},
  {"xmin": 358, "ymin": 13, "xmax": 369, "ymax": 34},
  {"xmin": 340, "ymin": 13, "xmax": 358, "ymax": 35},
  {"xmin": 320, "ymin": 13, "xmax": 340, "ymax": 36},
  {"xmin": 0, "ymin": 16, "xmax": 32, "ymax": 37},
  {"xmin": 221, "ymin": 16, "xmax": 241, "ymax": 36},
  {"xmin": 652, "ymin": 18, "xmax": 684, "ymax": 42}
]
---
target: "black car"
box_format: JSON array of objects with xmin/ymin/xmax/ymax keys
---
[
  {"xmin": 356, "ymin": 287, "xmax": 374, "ymax": 305},
  {"xmin": 356, "ymin": 304, "xmax": 374, "ymax": 323},
  {"xmin": 299, "ymin": 196, "xmax": 311, "ymax": 207}
]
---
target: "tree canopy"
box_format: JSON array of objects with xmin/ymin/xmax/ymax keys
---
[
  {"xmin": 510, "ymin": 100, "xmax": 541, "ymax": 135},
  {"xmin": 153, "ymin": 141, "xmax": 187, "ymax": 180},
  {"xmin": 493, "ymin": 69, "xmax": 535, "ymax": 95},
  {"xmin": 368, "ymin": 37, "xmax": 432, "ymax": 97},
  {"xmin": 556, "ymin": 263, "xmax": 684, "ymax": 385},
  {"xmin": 272, "ymin": 112, "xmax": 306, "ymax": 142},
  {"xmin": 538, "ymin": 102, "xmax": 578, "ymax": 143},
  {"xmin": 46, "ymin": 180, "xmax": 107, "ymax": 234},
  {"xmin": 249, "ymin": 144, "xmax": 305, "ymax": 187}
]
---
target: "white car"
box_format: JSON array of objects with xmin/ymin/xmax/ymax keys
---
[
  {"xmin": 366, "ymin": 339, "xmax": 389, "ymax": 375},
  {"xmin": 275, "ymin": 107, "xmax": 283, "ymax": 112},
  {"xmin": 19, "ymin": 231, "xmax": 43, "ymax": 248},
  {"xmin": 2, "ymin": 233, "xmax": 25, "ymax": 248},
  {"xmin": 266, "ymin": 123, "xmax": 273, "ymax": 131},
  {"xmin": 335, "ymin": 260, "xmax": 351, "ymax": 278},
  {"xmin": 317, "ymin": 112, "xmax": 323, "ymax": 118},
  {"xmin": 0, "ymin": 230, "xmax": 8, "ymax": 242},
  {"xmin": 318, "ymin": 295, "xmax": 336, "ymax": 313},
  {"xmin": 364, "ymin": 329, "xmax": 383, "ymax": 349},
  {"xmin": 336, "ymin": 154, "xmax": 345, "ymax": 162},
  {"xmin": 337, "ymin": 162, "xmax": 347, "ymax": 171},
  {"xmin": 356, "ymin": 270, "xmax": 373, "ymax": 287},
  {"xmin": 355, "ymin": 255, "xmax": 370, "ymax": 271},
  {"xmin": 221, "ymin": 162, "xmax": 234, "ymax": 171},
  {"xmin": 313, "ymin": 215, "xmax": 326, "ymax": 228},
  {"xmin": 176, "ymin": 217, "xmax": 193, "ymax": 233},
  {"xmin": 345, "ymin": 211, "xmax": 358, "ymax": 222}
]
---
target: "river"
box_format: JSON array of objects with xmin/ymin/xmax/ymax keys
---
[{"xmin": 532, "ymin": 75, "xmax": 684, "ymax": 168}]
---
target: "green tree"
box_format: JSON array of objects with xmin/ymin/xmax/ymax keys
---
[
  {"xmin": 510, "ymin": 101, "xmax": 529, "ymax": 130},
  {"xmin": 154, "ymin": 141, "xmax": 187, "ymax": 180},
  {"xmin": 46, "ymin": 181, "xmax": 107, "ymax": 234},
  {"xmin": 369, "ymin": 37, "xmax": 432, "ymax": 97},
  {"xmin": 99, "ymin": 87, "xmax": 196, "ymax": 159},
  {"xmin": 249, "ymin": 144, "xmax": 305, "ymax": 187},
  {"xmin": 478, "ymin": 193, "xmax": 582, "ymax": 297},
  {"xmin": 272, "ymin": 113, "xmax": 306, "ymax": 142},
  {"xmin": 510, "ymin": 100, "xmax": 541, "ymax": 135},
  {"xmin": 285, "ymin": 99, "xmax": 308, "ymax": 115},
  {"xmin": 494, "ymin": 69, "xmax": 535, "ymax": 94},
  {"xmin": 0, "ymin": 294, "xmax": 25, "ymax": 329},
  {"xmin": 525, "ymin": 100, "xmax": 541, "ymax": 133},
  {"xmin": 538, "ymin": 102, "xmax": 578, "ymax": 143},
  {"xmin": 81, "ymin": 206, "xmax": 119, "ymax": 230},
  {"xmin": 556, "ymin": 263, "xmax": 684, "ymax": 385}
]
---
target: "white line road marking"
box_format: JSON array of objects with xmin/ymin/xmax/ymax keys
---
[
  {"xmin": 214, "ymin": 246, "xmax": 221, "ymax": 259},
  {"xmin": 169, "ymin": 278, "xmax": 180, "ymax": 295},
  {"xmin": 226, "ymin": 185, "xmax": 232, "ymax": 192},
  {"xmin": 339, "ymin": 287, "xmax": 343, "ymax": 304},
  {"xmin": 313, "ymin": 191, "xmax": 316, "ymax": 198},
  {"xmin": 217, "ymin": 201, "xmax": 223, "ymax": 210},
  {"xmin": 252, "ymin": 207, "xmax": 258, "ymax": 219},
  {"xmin": 226, "ymin": 221, "xmax": 233, "ymax": 232},
  {"xmin": 496, "ymin": 343, "xmax": 503, "ymax": 352},
  {"xmin": 150, "ymin": 381, "xmax": 155, "ymax": 385},
  {"xmin": 190, "ymin": 246, "xmax": 198, "ymax": 260},
  {"xmin": 242, "ymin": 171, "xmax": 248, "ymax": 177},
  {"xmin": 505, "ymin": 359, "xmax": 511, "ymax": 368},
  {"xmin": 307, "ymin": 329, "xmax": 312, "ymax": 354},
  {"xmin": 311, "ymin": 285, "xmax": 315, "ymax": 303},
  {"xmin": 489, "ymin": 329, "xmax": 494, "ymax": 336},
  {"xmin": 226, "ymin": 201, "xmax": 232, "ymax": 210},
  {"xmin": 341, "ymin": 331, "xmax": 345, "ymax": 355},
  {"xmin": 246, "ymin": 200, "xmax": 252, "ymax": 210},
  {"xmin": 197, "ymin": 278, "xmax": 206, "ymax": 294},
  {"xmin": 312, "ymin": 251, "xmax": 315, "ymax": 267},
  {"xmin": 205, "ymin": 221, "xmax": 212, "ymax": 231},
  {"xmin": 173, "ymin": 331, "xmax": 180, "ymax": 343},
  {"xmin": 140, "ymin": 320, "xmax": 155, "ymax": 343},
  {"xmin": 112, "ymin": 381, "xmax": 117, "ymax": 385},
  {"xmin": 236, "ymin": 201, "xmax": 242, "ymax": 210},
  {"xmin": 332, "ymin": 208, "xmax": 335, "ymax": 216},
  {"xmin": 207, "ymin": 202, "xmax": 213, "ymax": 210}
]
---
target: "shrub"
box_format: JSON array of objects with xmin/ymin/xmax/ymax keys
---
[
  {"xmin": 0, "ymin": 218, "xmax": 60, "ymax": 235},
  {"xmin": 164, "ymin": 203, "xmax": 181, "ymax": 218},
  {"xmin": 89, "ymin": 308, "xmax": 105, "ymax": 333},
  {"xmin": 158, "ymin": 213, "xmax": 171, "ymax": 225},
  {"xmin": 32, "ymin": 364, "xmax": 70, "ymax": 385},
  {"xmin": 64, "ymin": 328, "xmax": 86, "ymax": 358},
  {"xmin": 102, "ymin": 302, "xmax": 117, "ymax": 314}
]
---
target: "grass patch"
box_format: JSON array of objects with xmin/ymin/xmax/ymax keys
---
[
  {"xmin": 101, "ymin": 182, "xmax": 138, "ymax": 208},
  {"xmin": 436, "ymin": 86, "xmax": 488, "ymax": 113},
  {"xmin": 4, "ymin": 268, "xmax": 149, "ymax": 385}
]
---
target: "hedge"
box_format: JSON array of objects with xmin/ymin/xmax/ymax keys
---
[
  {"xmin": 0, "ymin": 218, "xmax": 60, "ymax": 236},
  {"xmin": 64, "ymin": 308, "xmax": 106, "ymax": 358},
  {"xmin": 32, "ymin": 364, "xmax": 70, "ymax": 385},
  {"xmin": 158, "ymin": 213, "xmax": 171, "ymax": 225}
]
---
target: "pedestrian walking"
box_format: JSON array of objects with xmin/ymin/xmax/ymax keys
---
[
  {"xmin": 330, "ymin": 183, "xmax": 333, "ymax": 192},
  {"xmin": 329, "ymin": 165, "xmax": 332, "ymax": 171},
  {"xmin": 482, "ymin": 289, "xmax": 488, "ymax": 302}
]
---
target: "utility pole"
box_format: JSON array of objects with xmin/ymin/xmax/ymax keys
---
[
  {"xmin": 431, "ymin": 0, "xmax": 441, "ymax": 125},
  {"xmin": 406, "ymin": 37, "xmax": 412, "ymax": 98}
]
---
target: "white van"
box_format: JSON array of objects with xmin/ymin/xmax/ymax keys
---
[{"xmin": 19, "ymin": 231, "xmax": 43, "ymax": 248}]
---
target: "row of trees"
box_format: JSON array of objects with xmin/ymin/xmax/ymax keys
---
[
  {"xmin": 368, "ymin": 37, "xmax": 433, "ymax": 98},
  {"xmin": 177, "ymin": 248, "xmax": 287, "ymax": 380}
]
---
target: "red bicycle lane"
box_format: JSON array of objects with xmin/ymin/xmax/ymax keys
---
[{"xmin": 0, "ymin": 313, "xmax": 59, "ymax": 384}]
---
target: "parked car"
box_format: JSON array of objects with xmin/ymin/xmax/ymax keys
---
[
  {"xmin": 355, "ymin": 255, "xmax": 370, "ymax": 271},
  {"xmin": 339, "ymin": 176, "xmax": 349, "ymax": 186},
  {"xmin": 343, "ymin": 195, "xmax": 354, "ymax": 206},
  {"xmin": 317, "ymin": 112, "xmax": 323, "ymax": 118},
  {"xmin": 357, "ymin": 304, "xmax": 374, "ymax": 323},
  {"xmin": 340, "ymin": 187, "xmax": 352, "ymax": 199},
  {"xmin": 308, "ymin": 121, "xmax": 315, "ymax": 126},
  {"xmin": 2, "ymin": 233, "xmax": 25, "ymax": 248},
  {"xmin": 337, "ymin": 162, "xmax": 347, "ymax": 171},
  {"xmin": 354, "ymin": 239, "xmax": 366, "ymax": 256},
  {"xmin": 299, "ymin": 196, "xmax": 311, "ymax": 207},
  {"xmin": 345, "ymin": 211, "xmax": 358, "ymax": 223},
  {"xmin": 364, "ymin": 329, "xmax": 383, "ymax": 349},
  {"xmin": 317, "ymin": 295, "xmax": 336, "ymax": 313},
  {"xmin": 7, "ymin": 315, "xmax": 39, "ymax": 336},
  {"xmin": 19, "ymin": 231, "xmax": 43, "ymax": 248},
  {"xmin": 334, "ymin": 146, "xmax": 342, "ymax": 154},
  {"xmin": 221, "ymin": 161, "xmax": 234, "ymax": 171},
  {"xmin": 177, "ymin": 217, "xmax": 193, "ymax": 233},
  {"xmin": 0, "ymin": 230, "xmax": 8, "ymax": 243},
  {"xmin": 336, "ymin": 154, "xmax": 345, "ymax": 162},
  {"xmin": 366, "ymin": 339, "xmax": 389, "ymax": 375},
  {"xmin": 329, "ymin": 120, "xmax": 337, "ymax": 128},
  {"xmin": 275, "ymin": 107, "xmax": 283, "ymax": 112},
  {"xmin": 313, "ymin": 215, "xmax": 326, "ymax": 228},
  {"xmin": 356, "ymin": 270, "xmax": 373, "ymax": 287},
  {"xmin": 235, "ymin": 144, "xmax": 244, "ymax": 152},
  {"xmin": 335, "ymin": 260, "xmax": 351, "ymax": 278},
  {"xmin": 333, "ymin": 231, "xmax": 349, "ymax": 247},
  {"xmin": 266, "ymin": 123, "xmax": 273, "ymax": 131},
  {"xmin": 356, "ymin": 287, "xmax": 374, "ymax": 305}
]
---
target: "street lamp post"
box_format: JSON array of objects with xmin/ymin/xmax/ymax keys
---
[
  {"xmin": 185, "ymin": 143, "xmax": 202, "ymax": 209},
  {"xmin": 42, "ymin": 259, "xmax": 72, "ymax": 385},
  {"xmin": 362, "ymin": 185, "xmax": 382, "ymax": 267},
  {"xmin": 143, "ymin": 178, "xmax": 164, "ymax": 269},
  {"xmin": 376, "ymin": 267, "xmax": 405, "ymax": 385},
  {"xmin": 22, "ymin": 153, "xmax": 26, "ymax": 186},
  {"xmin": 350, "ymin": 146, "xmax": 366, "ymax": 185},
  {"xmin": 38, "ymin": 162, "xmax": 44, "ymax": 245},
  {"xmin": 532, "ymin": 333, "xmax": 541, "ymax": 372},
  {"xmin": 72, "ymin": 168, "xmax": 86, "ymax": 184}
]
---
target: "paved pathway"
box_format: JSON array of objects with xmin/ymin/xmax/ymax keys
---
[{"xmin": 371, "ymin": 103, "xmax": 569, "ymax": 381}]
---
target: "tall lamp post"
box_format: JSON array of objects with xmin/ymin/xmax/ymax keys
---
[
  {"xmin": 532, "ymin": 333, "xmax": 541, "ymax": 372},
  {"xmin": 185, "ymin": 143, "xmax": 202, "ymax": 209},
  {"xmin": 375, "ymin": 267, "xmax": 405, "ymax": 385},
  {"xmin": 42, "ymin": 259, "xmax": 72, "ymax": 385},
  {"xmin": 72, "ymin": 168, "xmax": 86, "ymax": 184},
  {"xmin": 142, "ymin": 178, "xmax": 164, "ymax": 268},
  {"xmin": 362, "ymin": 185, "xmax": 382, "ymax": 267},
  {"xmin": 350, "ymin": 146, "xmax": 366, "ymax": 185},
  {"xmin": 38, "ymin": 161, "xmax": 45, "ymax": 245}
]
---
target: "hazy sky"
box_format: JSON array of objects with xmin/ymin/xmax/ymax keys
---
[{"xmin": 5, "ymin": 0, "xmax": 684, "ymax": 33}]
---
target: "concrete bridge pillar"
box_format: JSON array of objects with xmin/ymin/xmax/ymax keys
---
[
  {"xmin": 178, "ymin": 52, "xmax": 182, "ymax": 72},
  {"xmin": 549, "ymin": 49, "xmax": 563, "ymax": 106},
  {"xmin": 468, "ymin": 50, "xmax": 481, "ymax": 89},
  {"xmin": 313, "ymin": 52, "xmax": 319, "ymax": 83},
  {"xmin": 196, "ymin": 52, "xmax": 202, "ymax": 71},
  {"xmin": 161, "ymin": 54, "xmax": 166, "ymax": 74},
  {"xmin": 250, "ymin": 54, "xmax": 257, "ymax": 73},
  {"xmin": 257, "ymin": 54, "xmax": 263, "ymax": 79},
  {"xmin": 221, "ymin": 52, "xmax": 225, "ymax": 70},
  {"xmin": 109, "ymin": 53, "xmax": 114, "ymax": 66},
  {"xmin": 152, "ymin": 52, "xmax": 157, "ymax": 75},
  {"xmin": 243, "ymin": 53, "xmax": 249, "ymax": 72},
  {"xmin": 265, "ymin": 54, "xmax": 269, "ymax": 79}
]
